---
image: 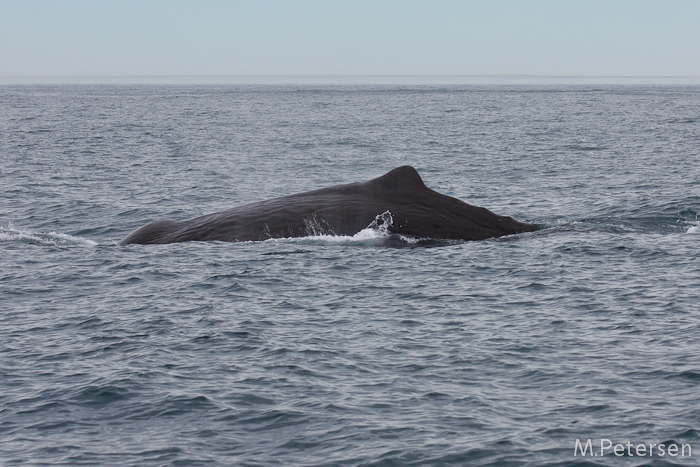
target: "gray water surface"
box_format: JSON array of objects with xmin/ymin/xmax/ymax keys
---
[{"xmin": 1, "ymin": 85, "xmax": 699, "ymax": 466}]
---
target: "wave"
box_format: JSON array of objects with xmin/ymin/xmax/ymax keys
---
[
  {"xmin": 0, "ymin": 224, "xmax": 97, "ymax": 247},
  {"xmin": 539, "ymin": 211, "xmax": 700, "ymax": 236}
]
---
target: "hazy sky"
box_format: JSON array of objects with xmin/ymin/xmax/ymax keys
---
[{"xmin": 2, "ymin": 0, "xmax": 699, "ymax": 79}]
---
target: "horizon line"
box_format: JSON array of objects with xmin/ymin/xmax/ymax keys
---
[{"xmin": 2, "ymin": 74, "xmax": 700, "ymax": 85}]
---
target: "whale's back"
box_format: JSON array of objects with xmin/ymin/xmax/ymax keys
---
[{"xmin": 120, "ymin": 166, "xmax": 539, "ymax": 244}]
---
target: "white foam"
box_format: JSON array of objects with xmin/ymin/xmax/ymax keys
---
[
  {"xmin": 263, "ymin": 211, "xmax": 413, "ymax": 246},
  {"xmin": 0, "ymin": 225, "xmax": 98, "ymax": 246},
  {"xmin": 397, "ymin": 234, "xmax": 420, "ymax": 244},
  {"xmin": 686, "ymin": 224, "xmax": 700, "ymax": 234},
  {"xmin": 283, "ymin": 227, "xmax": 389, "ymax": 246}
]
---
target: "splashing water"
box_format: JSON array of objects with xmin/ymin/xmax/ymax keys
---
[
  {"xmin": 302, "ymin": 214, "xmax": 336, "ymax": 237},
  {"xmin": 268, "ymin": 211, "xmax": 398, "ymax": 246},
  {"xmin": 0, "ymin": 224, "xmax": 98, "ymax": 247},
  {"xmin": 367, "ymin": 210, "xmax": 393, "ymax": 235}
]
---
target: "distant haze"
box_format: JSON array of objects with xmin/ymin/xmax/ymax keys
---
[{"xmin": 2, "ymin": 0, "xmax": 699, "ymax": 83}]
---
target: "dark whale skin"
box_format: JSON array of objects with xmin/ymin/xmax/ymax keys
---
[{"xmin": 119, "ymin": 166, "xmax": 540, "ymax": 245}]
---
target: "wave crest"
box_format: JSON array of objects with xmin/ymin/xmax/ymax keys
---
[{"xmin": 0, "ymin": 224, "xmax": 98, "ymax": 246}]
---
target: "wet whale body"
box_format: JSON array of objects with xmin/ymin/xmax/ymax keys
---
[{"xmin": 120, "ymin": 166, "xmax": 539, "ymax": 245}]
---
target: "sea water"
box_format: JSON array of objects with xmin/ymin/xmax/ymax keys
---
[{"xmin": 1, "ymin": 85, "xmax": 699, "ymax": 466}]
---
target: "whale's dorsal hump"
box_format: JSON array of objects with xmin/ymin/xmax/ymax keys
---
[{"xmin": 369, "ymin": 166, "xmax": 426, "ymax": 191}]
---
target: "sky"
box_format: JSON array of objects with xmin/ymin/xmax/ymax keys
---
[{"xmin": 1, "ymin": 0, "xmax": 699, "ymax": 83}]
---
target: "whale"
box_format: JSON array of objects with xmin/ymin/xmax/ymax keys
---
[{"xmin": 120, "ymin": 166, "xmax": 539, "ymax": 245}]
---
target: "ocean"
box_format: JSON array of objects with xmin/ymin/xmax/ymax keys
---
[{"xmin": 1, "ymin": 84, "xmax": 699, "ymax": 466}]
